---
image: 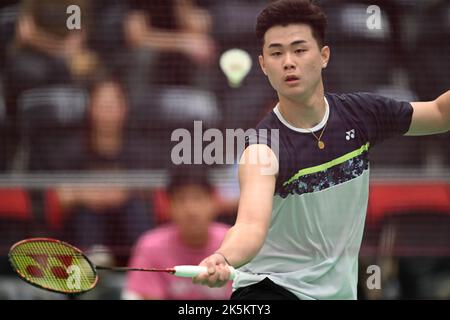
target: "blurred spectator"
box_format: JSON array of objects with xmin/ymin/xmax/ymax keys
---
[
  {"xmin": 0, "ymin": 1, "xmax": 20, "ymax": 72},
  {"xmin": 29, "ymin": 70, "xmax": 154, "ymax": 171},
  {"xmin": 121, "ymin": 1, "xmax": 221, "ymax": 169},
  {"xmin": 85, "ymin": 0, "xmax": 128, "ymax": 67},
  {"xmin": 123, "ymin": 166, "xmax": 231, "ymax": 300},
  {"xmin": 124, "ymin": 0, "xmax": 216, "ymax": 88},
  {"xmin": 44, "ymin": 72, "xmax": 154, "ymax": 261},
  {"xmin": 3, "ymin": 0, "xmax": 97, "ymax": 169},
  {"xmin": 54, "ymin": 184, "xmax": 152, "ymax": 263},
  {"xmin": 12, "ymin": 0, "xmax": 97, "ymax": 81}
]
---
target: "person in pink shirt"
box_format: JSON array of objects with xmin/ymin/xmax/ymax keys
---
[{"xmin": 123, "ymin": 166, "xmax": 232, "ymax": 300}]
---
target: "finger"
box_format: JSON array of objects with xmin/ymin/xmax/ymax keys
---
[
  {"xmin": 193, "ymin": 269, "xmax": 210, "ymax": 284},
  {"xmin": 208, "ymin": 265, "xmax": 230, "ymax": 287},
  {"xmin": 205, "ymin": 271, "xmax": 220, "ymax": 287},
  {"xmin": 205, "ymin": 259, "xmax": 216, "ymax": 275},
  {"xmin": 192, "ymin": 260, "xmax": 211, "ymax": 284},
  {"xmin": 215, "ymin": 266, "xmax": 231, "ymax": 286},
  {"xmin": 218, "ymin": 269, "xmax": 229, "ymax": 283}
]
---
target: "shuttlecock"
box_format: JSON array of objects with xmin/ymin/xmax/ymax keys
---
[{"xmin": 220, "ymin": 49, "xmax": 252, "ymax": 88}]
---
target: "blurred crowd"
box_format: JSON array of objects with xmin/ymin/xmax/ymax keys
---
[{"xmin": 0, "ymin": 0, "xmax": 449, "ymax": 300}]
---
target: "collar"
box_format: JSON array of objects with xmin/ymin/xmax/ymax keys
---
[{"xmin": 273, "ymin": 96, "xmax": 330, "ymax": 133}]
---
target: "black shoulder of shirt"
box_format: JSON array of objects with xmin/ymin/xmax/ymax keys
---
[
  {"xmin": 325, "ymin": 91, "xmax": 413, "ymax": 110},
  {"xmin": 251, "ymin": 92, "xmax": 382, "ymax": 131},
  {"xmin": 251, "ymin": 91, "xmax": 413, "ymax": 131}
]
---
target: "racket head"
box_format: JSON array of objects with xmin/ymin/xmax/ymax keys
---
[{"xmin": 8, "ymin": 238, "xmax": 98, "ymax": 295}]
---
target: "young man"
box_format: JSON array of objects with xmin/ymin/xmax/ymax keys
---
[
  {"xmin": 123, "ymin": 166, "xmax": 231, "ymax": 300},
  {"xmin": 193, "ymin": 0, "xmax": 450, "ymax": 300}
]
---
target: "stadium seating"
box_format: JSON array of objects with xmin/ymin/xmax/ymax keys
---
[
  {"xmin": 403, "ymin": 1, "xmax": 450, "ymax": 168},
  {"xmin": 0, "ymin": 4, "xmax": 19, "ymax": 72},
  {"xmin": 0, "ymin": 188, "xmax": 32, "ymax": 271},
  {"xmin": 406, "ymin": 1, "xmax": 450, "ymax": 101},
  {"xmin": 87, "ymin": 0, "xmax": 128, "ymax": 68},
  {"xmin": 321, "ymin": 1, "xmax": 397, "ymax": 93},
  {"xmin": 0, "ymin": 76, "xmax": 7, "ymax": 171},
  {"xmin": 17, "ymin": 85, "xmax": 88, "ymax": 171},
  {"xmin": 128, "ymin": 85, "xmax": 222, "ymax": 168},
  {"xmin": 364, "ymin": 181, "xmax": 450, "ymax": 299},
  {"xmin": 0, "ymin": 188, "xmax": 67, "ymax": 300}
]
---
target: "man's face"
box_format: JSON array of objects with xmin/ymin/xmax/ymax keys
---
[
  {"xmin": 169, "ymin": 185, "xmax": 216, "ymax": 241},
  {"xmin": 259, "ymin": 24, "xmax": 330, "ymax": 100}
]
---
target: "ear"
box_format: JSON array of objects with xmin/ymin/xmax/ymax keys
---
[
  {"xmin": 259, "ymin": 54, "xmax": 268, "ymax": 76},
  {"xmin": 321, "ymin": 46, "xmax": 330, "ymax": 69}
]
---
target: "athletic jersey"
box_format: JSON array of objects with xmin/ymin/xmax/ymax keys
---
[{"xmin": 235, "ymin": 92, "xmax": 413, "ymax": 300}]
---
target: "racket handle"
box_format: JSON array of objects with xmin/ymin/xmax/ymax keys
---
[{"xmin": 173, "ymin": 265, "xmax": 236, "ymax": 280}]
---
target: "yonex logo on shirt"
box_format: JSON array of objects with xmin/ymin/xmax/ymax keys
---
[{"xmin": 346, "ymin": 129, "xmax": 356, "ymax": 140}]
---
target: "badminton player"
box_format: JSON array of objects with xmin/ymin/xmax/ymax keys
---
[{"xmin": 193, "ymin": 0, "xmax": 450, "ymax": 300}]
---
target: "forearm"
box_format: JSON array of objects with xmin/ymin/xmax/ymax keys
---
[
  {"xmin": 141, "ymin": 29, "xmax": 186, "ymax": 52},
  {"xmin": 17, "ymin": 24, "xmax": 64, "ymax": 56},
  {"xmin": 216, "ymin": 222, "xmax": 267, "ymax": 268},
  {"xmin": 436, "ymin": 90, "xmax": 450, "ymax": 131},
  {"xmin": 126, "ymin": 13, "xmax": 179, "ymax": 51},
  {"xmin": 175, "ymin": 0, "xmax": 212, "ymax": 34}
]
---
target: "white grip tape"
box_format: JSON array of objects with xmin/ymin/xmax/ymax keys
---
[{"xmin": 173, "ymin": 265, "xmax": 236, "ymax": 280}]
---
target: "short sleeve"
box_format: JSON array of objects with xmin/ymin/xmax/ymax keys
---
[
  {"xmin": 345, "ymin": 92, "xmax": 413, "ymax": 146},
  {"xmin": 244, "ymin": 130, "xmax": 271, "ymax": 149},
  {"xmin": 244, "ymin": 114, "xmax": 279, "ymax": 150},
  {"xmin": 243, "ymin": 126, "xmax": 280, "ymax": 163}
]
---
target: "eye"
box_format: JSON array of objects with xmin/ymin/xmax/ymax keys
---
[
  {"xmin": 295, "ymin": 49, "xmax": 307, "ymax": 54},
  {"xmin": 270, "ymin": 52, "xmax": 282, "ymax": 57}
]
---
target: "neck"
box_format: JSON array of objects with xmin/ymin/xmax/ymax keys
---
[
  {"xmin": 91, "ymin": 130, "xmax": 123, "ymax": 157},
  {"xmin": 278, "ymin": 84, "xmax": 326, "ymax": 129}
]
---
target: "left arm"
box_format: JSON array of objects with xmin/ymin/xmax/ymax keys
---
[{"xmin": 406, "ymin": 90, "xmax": 450, "ymax": 136}]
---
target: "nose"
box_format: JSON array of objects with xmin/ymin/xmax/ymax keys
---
[{"xmin": 283, "ymin": 53, "xmax": 296, "ymax": 70}]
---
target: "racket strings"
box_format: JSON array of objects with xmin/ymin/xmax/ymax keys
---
[{"xmin": 9, "ymin": 240, "xmax": 97, "ymax": 293}]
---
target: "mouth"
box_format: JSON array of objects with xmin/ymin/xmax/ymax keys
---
[{"xmin": 285, "ymin": 75, "xmax": 300, "ymax": 84}]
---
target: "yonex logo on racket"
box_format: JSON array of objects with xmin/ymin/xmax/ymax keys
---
[
  {"xmin": 24, "ymin": 254, "xmax": 74, "ymax": 280},
  {"xmin": 24, "ymin": 254, "xmax": 82, "ymax": 290}
]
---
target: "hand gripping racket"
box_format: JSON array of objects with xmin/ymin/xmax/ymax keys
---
[{"xmin": 8, "ymin": 238, "xmax": 236, "ymax": 295}]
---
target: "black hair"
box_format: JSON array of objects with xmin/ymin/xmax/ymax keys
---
[
  {"xmin": 85, "ymin": 64, "xmax": 126, "ymax": 95},
  {"xmin": 166, "ymin": 165, "xmax": 214, "ymax": 196},
  {"xmin": 256, "ymin": 0, "xmax": 327, "ymax": 48}
]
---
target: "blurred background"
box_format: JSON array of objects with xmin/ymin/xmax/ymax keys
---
[{"xmin": 0, "ymin": 0, "xmax": 449, "ymax": 300}]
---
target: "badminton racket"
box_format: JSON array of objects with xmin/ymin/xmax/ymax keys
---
[{"xmin": 8, "ymin": 238, "xmax": 236, "ymax": 295}]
